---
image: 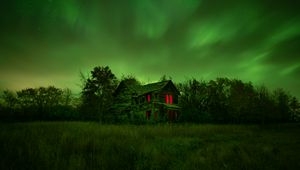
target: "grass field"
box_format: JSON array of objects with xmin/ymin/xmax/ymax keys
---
[{"xmin": 0, "ymin": 122, "xmax": 300, "ymax": 170}]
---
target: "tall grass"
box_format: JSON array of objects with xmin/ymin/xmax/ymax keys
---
[{"xmin": 0, "ymin": 122, "xmax": 299, "ymax": 170}]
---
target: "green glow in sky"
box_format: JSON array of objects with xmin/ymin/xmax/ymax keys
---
[{"xmin": 0, "ymin": 0, "xmax": 300, "ymax": 97}]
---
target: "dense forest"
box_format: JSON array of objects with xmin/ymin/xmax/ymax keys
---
[{"xmin": 0, "ymin": 66, "xmax": 299, "ymax": 124}]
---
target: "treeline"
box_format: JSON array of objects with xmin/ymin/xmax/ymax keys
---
[
  {"xmin": 0, "ymin": 86, "xmax": 80, "ymax": 121},
  {"xmin": 0, "ymin": 66, "xmax": 299, "ymax": 123},
  {"xmin": 178, "ymin": 78, "xmax": 300, "ymax": 124}
]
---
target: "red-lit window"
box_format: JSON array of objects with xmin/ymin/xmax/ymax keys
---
[
  {"xmin": 147, "ymin": 94, "xmax": 151, "ymax": 102},
  {"xmin": 165, "ymin": 94, "xmax": 169, "ymax": 104},
  {"xmin": 170, "ymin": 95, "xmax": 173, "ymax": 104}
]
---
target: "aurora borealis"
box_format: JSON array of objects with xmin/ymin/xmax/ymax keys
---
[{"xmin": 0, "ymin": 0, "xmax": 300, "ymax": 97}]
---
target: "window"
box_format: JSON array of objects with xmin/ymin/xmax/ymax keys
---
[
  {"xmin": 165, "ymin": 94, "xmax": 169, "ymax": 104},
  {"xmin": 146, "ymin": 111, "xmax": 151, "ymax": 120},
  {"xmin": 147, "ymin": 94, "xmax": 151, "ymax": 103},
  {"xmin": 165, "ymin": 94, "xmax": 173, "ymax": 104}
]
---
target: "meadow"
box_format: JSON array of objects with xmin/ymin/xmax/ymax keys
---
[{"xmin": 0, "ymin": 122, "xmax": 300, "ymax": 170}]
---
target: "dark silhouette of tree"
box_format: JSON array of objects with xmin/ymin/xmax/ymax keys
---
[
  {"xmin": 1, "ymin": 69, "xmax": 299, "ymax": 123},
  {"xmin": 178, "ymin": 79, "xmax": 212, "ymax": 123},
  {"xmin": 2, "ymin": 90, "xmax": 17, "ymax": 109},
  {"xmin": 0, "ymin": 97, "xmax": 4, "ymax": 115},
  {"xmin": 254, "ymin": 85, "xmax": 274, "ymax": 124},
  {"xmin": 121, "ymin": 75, "xmax": 141, "ymax": 86},
  {"xmin": 159, "ymin": 75, "xmax": 172, "ymax": 81},
  {"xmin": 290, "ymin": 97, "xmax": 300, "ymax": 121},
  {"xmin": 81, "ymin": 66, "xmax": 118, "ymax": 121},
  {"xmin": 0, "ymin": 86, "xmax": 78, "ymax": 121},
  {"xmin": 17, "ymin": 88, "xmax": 39, "ymax": 119},
  {"xmin": 273, "ymin": 88, "xmax": 290, "ymax": 122},
  {"xmin": 62, "ymin": 88, "xmax": 72, "ymax": 106},
  {"xmin": 206, "ymin": 78, "xmax": 230, "ymax": 123},
  {"xmin": 1, "ymin": 90, "xmax": 18, "ymax": 120},
  {"xmin": 227, "ymin": 79, "xmax": 256, "ymax": 123},
  {"xmin": 16, "ymin": 86, "xmax": 68, "ymax": 119},
  {"xmin": 177, "ymin": 78, "xmax": 299, "ymax": 124}
]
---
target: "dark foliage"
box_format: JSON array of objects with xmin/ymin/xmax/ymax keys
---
[
  {"xmin": 80, "ymin": 66, "xmax": 118, "ymax": 121},
  {"xmin": 178, "ymin": 78, "xmax": 300, "ymax": 124},
  {"xmin": 0, "ymin": 87, "xmax": 79, "ymax": 121},
  {"xmin": 0, "ymin": 66, "xmax": 299, "ymax": 123}
]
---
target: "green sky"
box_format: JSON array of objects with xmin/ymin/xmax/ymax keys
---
[{"xmin": 0, "ymin": 0, "xmax": 300, "ymax": 97}]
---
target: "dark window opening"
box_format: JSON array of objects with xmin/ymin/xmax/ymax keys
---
[{"xmin": 146, "ymin": 110, "xmax": 151, "ymax": 120}]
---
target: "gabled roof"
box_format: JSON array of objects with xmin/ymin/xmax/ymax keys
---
[
  {"xmin": 139, "ymin": 80, "xmax": 170, "ymax": 94},
  {"xmin": 116, "ymin": 80, "xmax": 180, "ymax": 96}
]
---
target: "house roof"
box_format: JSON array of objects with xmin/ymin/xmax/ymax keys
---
[
  {"xmin": 118, "ymin": 80, "xmax": 180, "ymax": 96},
  {"xmin": 139, "ymin": 80, "xmax": 170, "ymax": 94}
]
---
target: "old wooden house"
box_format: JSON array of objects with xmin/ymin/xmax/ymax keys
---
[{"xmin": 114, "ymin": 80, "xmax": 180, "ymax": 121}]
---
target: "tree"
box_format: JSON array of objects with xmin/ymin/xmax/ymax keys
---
[
  {"xmin": 159, "ymin": 74, "xmax": 172, "ymax": 81},
  {"xmin": 121, "ymin": 74, "xmax": 141, "ymax": 86},
  {"xmin": 17, "ymin": 88, "xmax": 38, "ymax": 117},
  {"xmin": 81, "ymin": 66, "xmax": 118, "ymax": 121},
  {"xmin": 207, "ymin": 78, "xmax": 230, "ymax": 123},
  {"xmin": 0, "ymin": 95, "xmax": 4, "ymax": 115},
  {"xmin": 178, "ymin": 79, "xmax": 211, "ymax": 123},
  {"xmin": 290, "ymin": 97, "xmax": 300, "ymax": 121},
  {"xmin": 254, "ymin": 85, "xmax": 275, "ymax": 124},
  {"xmin": 16, "ymin": 86, "xmax": 66, "ymax": 119},
  {"xmin": 227, "ymin": 79, "xmax": 256, "ymax": 123},
  {"xmin": 1, "ymin": 90, "xmax": 18, "ymax": 120},
  {"xmin": 36, "ymin": 86, "xmax": 64, "ymax": 118},
  {"xmin": 272, "ymin": 88, "xmax": 290, "ymax": 122},
  {"xmin": 2, "ymin": 90, "xmax": 18, "ymax": 109}
]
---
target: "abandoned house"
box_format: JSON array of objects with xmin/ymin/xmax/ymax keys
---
[{"xmin": 114, "ymin": 80, "xmax": 180, "ymax": 121}]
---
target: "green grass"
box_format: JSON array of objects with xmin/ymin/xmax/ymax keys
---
[{"xmin": 0, "ymin": 122, "xmax": 300, "ymax": 170}]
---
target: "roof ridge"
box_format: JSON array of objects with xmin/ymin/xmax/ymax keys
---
[
  {"xmin": 142, "ymin": 80, "xmax": 170, "ymax": 86},
  {"xmin": 118, "ymin": 80, "xmax": 176, "ymax": 96}
]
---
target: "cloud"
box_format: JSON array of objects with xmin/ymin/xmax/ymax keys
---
[
  {"xmin": 0, "ymin": 0, "xmax": 300, "ymax": 98},
  {"xmin": 265, "ymin": 35, "xmax": 300, "ymax": 65}
]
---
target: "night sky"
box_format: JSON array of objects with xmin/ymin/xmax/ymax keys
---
[{"xmin": 0, "ymin": 0, "xmax": 300, "ymax": 97}]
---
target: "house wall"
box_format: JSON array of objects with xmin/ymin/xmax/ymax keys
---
[
  {"xmin": 158, "ymin": 84, "xmax": 179, "ymax": 104},
  {"xmin": 116, "ymin": 81, "xmax": 180, "ymax": 121}
]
